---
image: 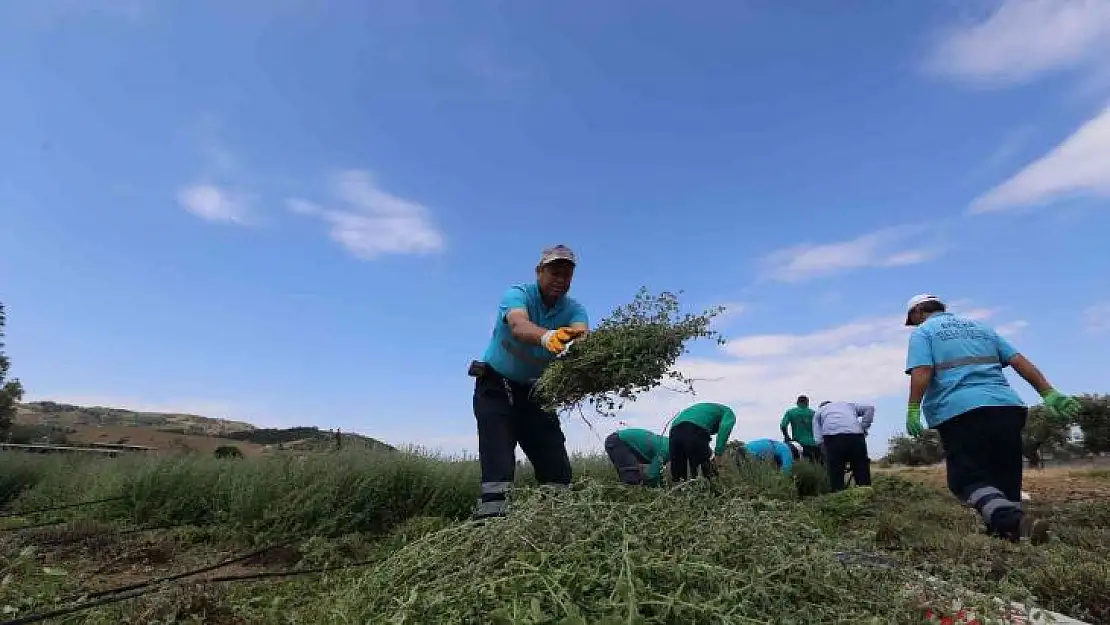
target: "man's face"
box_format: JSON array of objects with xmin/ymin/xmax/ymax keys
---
[{"xmin": 537, "ymin": 260, "xmax": 575, "ymax": 298}]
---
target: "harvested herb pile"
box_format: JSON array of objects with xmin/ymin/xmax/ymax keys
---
[
  {"xmin": 534, "ymin": 288, "xmax": 725, "ymax": 416},
  {"xmin": 307, "ymin": 476, "xmax": 1008, "ymax": 624}
]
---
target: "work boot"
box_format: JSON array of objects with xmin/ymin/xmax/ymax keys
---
[
  {"xmin": 1016, "ymin": 515, "xmax": 1051, "ymax": 545},
  {"xmin": 470, "ymin": 499, "xmax": 508, "ymax": 523}
]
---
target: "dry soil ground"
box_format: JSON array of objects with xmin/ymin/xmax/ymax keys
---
[{"xmin": 882, "ymin": 461, "xmax": 1110, "ymax": 505}]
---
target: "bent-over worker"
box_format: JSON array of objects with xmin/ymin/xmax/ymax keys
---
[
  {"xmin": 668, "ymin": 402, "xmax": 736, "ymax": 482},
  {"xmin": 469, "ymin": 245, "xmax": 589, "ymax": 520},
  {"xmin": 604, "ymin": 428, "xmax": 669, "ymax": 487},
  {"xmin": 813, "ymin": 400, "xmax": 873, "ymax": 491},
  {"xmin": 737, "ymin": 438, "xmax": 797, "ymax": 474},
  {"xmin": 903, "ymin": 293, "xmax": 1080, "ymax": 544}
]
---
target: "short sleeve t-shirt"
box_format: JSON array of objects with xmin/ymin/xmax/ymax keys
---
[
  {"xmin": 904, "ymin": 312, "xmax": 1024, "ymax": 428},
  {"xmin": 780, "ymin": 406, "xmax": 816, "ymax": 446},
  {"xmin": 481, "ymin": 282, "xmax": 588, "ymax": 384},
  {"xmin": 743, "ymin": 438, "xmax": 793, "ymax": 474}
]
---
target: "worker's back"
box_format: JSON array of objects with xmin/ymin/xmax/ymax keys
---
[
  {"xmin": 907, "ymin": 311, "xmax": 1024, "ymax": 427},
  {"xmin": 743, "ymin": 438, "xmax": 792, "ymax": 473}
]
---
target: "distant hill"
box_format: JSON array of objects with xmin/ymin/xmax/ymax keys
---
[
  {"xmin": 13, "ymin": 401, "xmax": 394, "ymax": 453},
  {"xmin": 17, "ymin": 401, "xmax": 256, "ymax": 436}
]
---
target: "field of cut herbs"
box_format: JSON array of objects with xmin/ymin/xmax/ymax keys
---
[{"xmin": 0, "ymin": 449, "xmax": 1107, "ymax": 624}]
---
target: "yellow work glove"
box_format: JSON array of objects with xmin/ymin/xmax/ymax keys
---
[{"xmin": 540, "ymin": 327, "xmax": 582, "ymax": 355}]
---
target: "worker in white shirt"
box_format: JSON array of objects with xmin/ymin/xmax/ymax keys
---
[{"xmin": 813, "ymin": 400, "xmax": 874, "ymax": 492}]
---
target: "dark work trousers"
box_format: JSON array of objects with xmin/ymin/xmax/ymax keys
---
[
  {"xmin": 604, "ymin": 433, "xmax": 649, "ymax": 485},
  {"xmin": 823, "ymin": 433, "xmax": 871, "ymax": 492},
  {"xmin": 801, "ymin": 444, "xmax": 824, "ymax": 464},
  {"xmin": 668, "ymin": 422, "xmax": 715, "ymax": 482},
  {"xmin": 473, "ymin": 368, "xmax": 572, "ymax": 519},
  {"xmin": 935, "ymin": 405, "xmax": 1027, "ymax": 538}
]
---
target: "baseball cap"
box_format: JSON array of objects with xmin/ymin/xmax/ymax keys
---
[
  {"xmin": 539, "ymin": 244, "xmax": 577, "ymax": 266},
  {"xmin": 904, "ymin": 293, "xmax": 943, "ymax": 326}
]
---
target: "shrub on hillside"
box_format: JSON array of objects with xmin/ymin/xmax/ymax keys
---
[
  {"xmin": 213, "ymin": 445, "xmax": 243, "ymax": 459},
  {"xmin": 1076, "ymin": 394, "xmax": 1110, "ymax": 454},
  {"xmin": 885, "ymin": 430, "xmax": 945, "ymax": 466},
  {"xmin": 5, "ymin": 424, "xmax": 67, "ymax": 445}
]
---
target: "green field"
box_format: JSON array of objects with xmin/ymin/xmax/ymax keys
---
[{"xmin": 0, "ymin": 450, "xmax": 1107, "ymax": 624}]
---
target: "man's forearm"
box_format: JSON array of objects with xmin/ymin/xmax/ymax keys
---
[
  {"xmin": 507, "ymin": 314, "xmax": 549, "ymax": 345},
  {"xmin": 1009, "ymin": 354, "xmax": 1053, "ymax": 395},
  {"xmin": 908, "ymin": 367, "xmax": 932, "ymax": 404}
]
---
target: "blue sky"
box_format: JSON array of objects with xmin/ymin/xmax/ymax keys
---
[{"xmin": 2, "ymin": 0, "xmax": 1109, "ymax": 458}]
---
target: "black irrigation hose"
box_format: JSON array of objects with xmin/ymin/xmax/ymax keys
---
[
  {"xmin": 0, "ymin": 586, "xmax": 153, "ymax": 625},
  {"xmin": 0, "ymin": 496, "xmax": 127, "ymax": 518},
  {"xmin": 0, "ymin": 557, "xmax": 381, "ymax": 625},
  {"xmin": 0, "ymin": 518, "xmax": 74, "ymax": 533},
  {"xmin": 0, "ymin": 518, "xmax": 199, "ymax": 535},
  {"xmin": 67, "ymin": 541, "xmax": 294, "ymax": 603},
  {"xmin": 204, "ymin": 559, "xmax": 377, "ymax": 583}
]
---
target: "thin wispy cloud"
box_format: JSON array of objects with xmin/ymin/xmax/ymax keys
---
[
  {"xmin": 966, "ymin": 126, "xmax": 1037, "ymax": 183},
  {"xmin": 969, "ymin": 105, "xmax": 1110, "ymax": 213},
  {"xmin": 996, "ymin": 319, "xmax": 1030, "ymax": 336},
  {"xmin": 175, "ymin": 124, "xmax": 256, "ymax": 226},
  {"xmin": 925, "ymin": 0, "xmax": 1110, "ymax": 87},
  {"xmin": 289, "ymin": 170, "xmax": 445, "ymax": 260},
  {"xmin": 176, "ymin": 184, "xmax": 252, "ymax": 225},
  {"xmin": 1084, "ymin": 302, "xmax": 1110, "ymax": 334},
  {"xmin": 758, "ymin": 226, "xmax": 940, "ymax": 282},
  {"xmin": 714, "ymin": 302, "xmax": 748, "ymax": 324}
]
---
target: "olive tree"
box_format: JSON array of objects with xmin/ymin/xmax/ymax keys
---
[{"xmin": 0, "ymin": 302, "xmax": 24, "ymax": 433}]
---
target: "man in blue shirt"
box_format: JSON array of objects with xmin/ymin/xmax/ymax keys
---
[
  {"xmin": 903, "ymin": 293, "xmax": 1081, "ymax": 544},
  {"xmin": 469, "ymin": 245, "xmax": 589, "ymax": 520}
]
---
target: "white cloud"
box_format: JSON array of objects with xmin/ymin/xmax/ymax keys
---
[
  {"xmin": 925, "ymin": 0, "xmax": 1110, "ymax": 86},
  {"xmin": 758, "ymin": 226, "xmax": 939, "ymax": 282},
  {"xmin": 996, "ymin": 319, "xmax": 1030, "ymax": 336},
  {"xmin": 176, "ymin": 184, "xmax": 252, "ymax": 225},
  {"xmin": 1084, "ymin": 302, "xmax": 1110, "ymax": 334},
  {"xmin": 969, "ymin": 105, "xmax": 1110, "ymax": 213},
  {"xmin": 289, "ymin": 170, "xmax": 445, "ymax": 260}
]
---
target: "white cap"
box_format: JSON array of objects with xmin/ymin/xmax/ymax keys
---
[{"xmin": 905, "ymin": 293, "xmax": 943, "ymax": 325}]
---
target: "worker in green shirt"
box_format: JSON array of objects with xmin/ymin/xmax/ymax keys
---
[
  {"xmin": 780, "ymin": 395, "xmax": 822, "ymax": 463},
  {"xmin": 604, "ymin": 428, "xmax": 669, "ymax": 487},
  {"xmin": 668, "ymin": 402, "xmax": 736, "ymax": 481}
]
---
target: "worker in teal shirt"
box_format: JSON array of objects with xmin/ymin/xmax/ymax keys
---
[
  {"xmin": 903, "ymin": 293, "xmax": 1080, "ymax": 545},
  {"xmin": 604, "ymin": 428, "xmax": 669, "ymax": 487},
  {"xmin": 738, "ymin": 438, "xmax": 797, "ymax": 474},
  {"xmin": 667, "ymin": 402, "xmax": 736, "ymax": 481},
  {"xmin": 470, "ymin": 245, "xmax": 589, "ymax": 521}
]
